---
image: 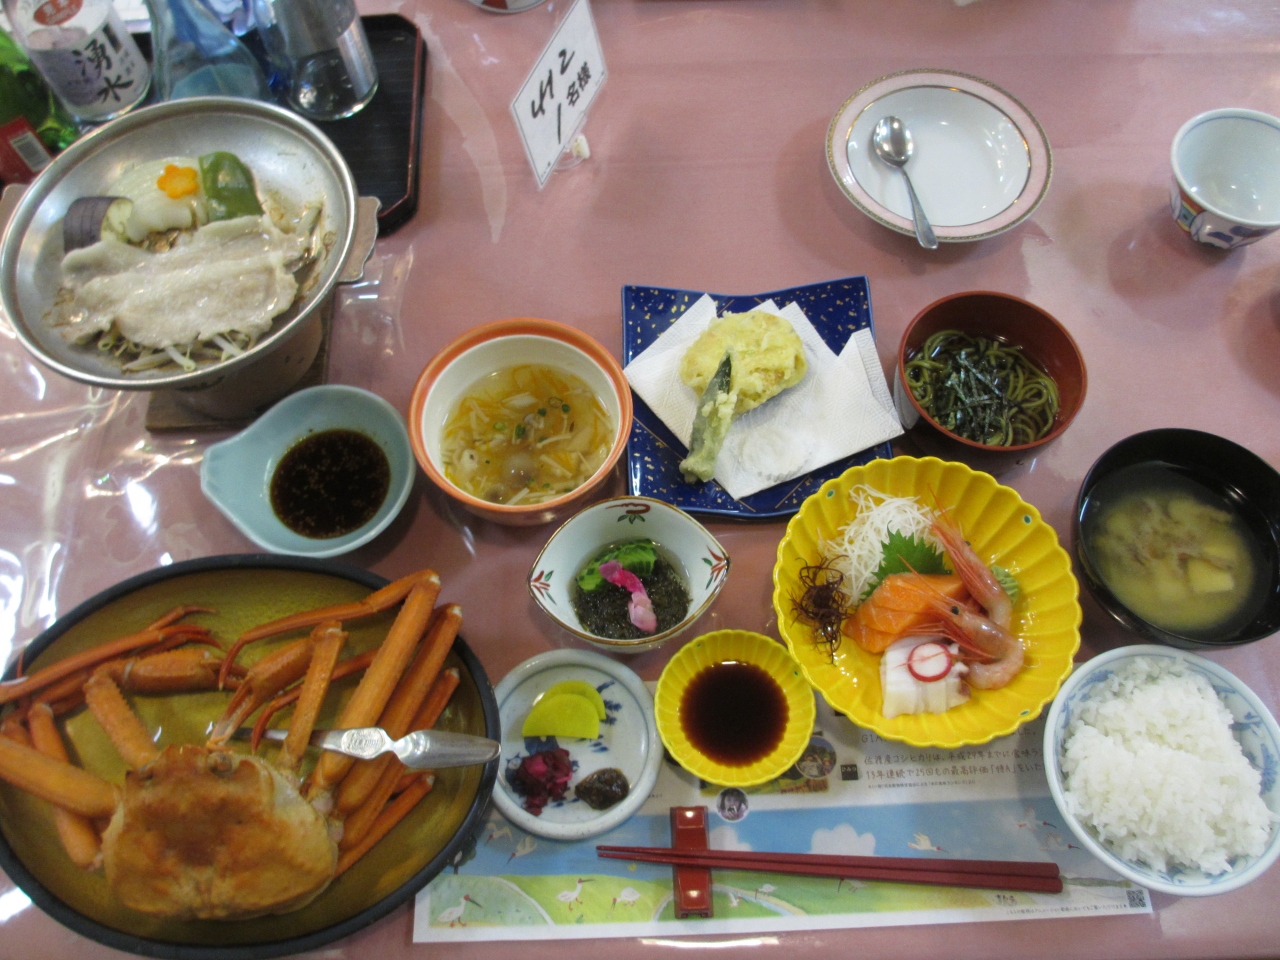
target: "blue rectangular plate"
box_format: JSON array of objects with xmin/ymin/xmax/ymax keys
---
[{"xmin": 621, "ymin": 277, "xmax": 894, "ymax": 519}]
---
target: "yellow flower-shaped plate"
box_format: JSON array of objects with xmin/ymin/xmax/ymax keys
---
[
  {"xmin": 655, "ymin": 630, "xmax": 816, "ymax": 787},
  {"xmin": 772, "ymin": 456, "xmax": 1081, "ymax": 748}
]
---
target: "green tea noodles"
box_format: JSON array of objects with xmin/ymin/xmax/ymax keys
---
[{"xmin": 904, "ymin": 330, "xmax": 1059, "ymax": 446}]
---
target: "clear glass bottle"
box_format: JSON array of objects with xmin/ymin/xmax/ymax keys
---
[
  {"xmin": 1, "ymin": 0, "xmax": 150, "ymax": 123},
  {"xmin": 0, "ymin": 27, "xmax": 78, "ymax": 181},
  {"xmin": 144, "ymin": 0, "xmax": 270, "ymax": 101},
  {"xmin": 250, "ymin": 0, "xmax": 376, "ymax": 121}
]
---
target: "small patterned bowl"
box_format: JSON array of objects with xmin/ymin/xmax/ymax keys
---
[
  {"xmin": 1044, "ymin": 644, "xmax": 1280, "ymax": 896},
  {"xmin": 655, "ymin": 630, "xmax": 816, "ymax": 787},
  {"xmin": 528, "ymin": 496, "xmax": 730, "ymax": 654},
  {"xmin": 491, "ymin": 649, "xmax": 661, "ymax": 842}
]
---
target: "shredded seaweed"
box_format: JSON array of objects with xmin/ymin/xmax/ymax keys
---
[
  {"xmin": 790, "ymin": 555, "xmax": 850, "ymax": 662},
  {"xmin": 904, "ymin": 329, "xmax": 1060, "ymax": 446}
]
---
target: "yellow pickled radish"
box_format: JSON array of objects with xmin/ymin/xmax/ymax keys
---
[
  {"xmin": 542, "ymin": 680, "xmax": 606, "ymax": 719},
  {"xmin": 521, "ymin": 693, "xmax": 600, "ymax": 739}
]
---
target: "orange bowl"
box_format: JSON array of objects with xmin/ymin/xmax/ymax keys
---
[
  {"xmin": 897, "ymin": 292, "xmax": 1087, "ymax": 454},
  {"xmin": 408, "ymin": 318, "xmax": 633, "ymax": 526}
]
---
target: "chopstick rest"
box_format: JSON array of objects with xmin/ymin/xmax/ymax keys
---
[{"xmin": 670, "ymin": 806, "xmax": 713, "ymax": 919}]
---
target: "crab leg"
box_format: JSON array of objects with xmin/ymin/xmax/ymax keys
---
[
  {"xmin": 218, "ymin": 570, "xmax": 440, "ymax": 689},
  {"xmin": 83, "ymin": 674, "xmax": 160, "ymax": 770},
  {"xmin": 0, "ymin": 612, "xmax": 213, "ymax": 706},
  {"xmin": 8, "ymin": 633, "xmax": 225, "ymax": 718},
  {"xmin": 339, "ymin": 667, "xmax": 461, "ymax": 850},
  {"xmin": 0, "ymin": 713, "xmax": 31, "ymax": 745},
  {"xmin": 335, "ymin": 604, "xmax": 461, "ymax": 815},
  {"xmin": 334, "ymin": 774, "xmax": 435, "ymax": 879},
  {"xmin": 27, "ymin": 703, "xmax": 102, "ymax": 870},
  {"xmin": 0, "ymin": 736, "xmax": 116, "ymax": 818},
  {"xmin": 278, "ymin": 621, "xmax": 347, "ymax": 772},
  {"xmin": 249, "ymin": 649, "xmax": 376, "ymax": 751},
  {"xmin": 209, "ymin": 634, "xmax": 322, "ymax": 743},
  {"xmin": 97, "ymin": 646, "xmax": 234, "ymax": 694},
  {"xmin": 309, "ymin": 573, "xmax": 441, "ymax": 796}
]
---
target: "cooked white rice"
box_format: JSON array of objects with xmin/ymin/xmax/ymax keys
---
[{"xmin": 1061, "ymin": 656, "xmax": 1275, "ymax": 875}]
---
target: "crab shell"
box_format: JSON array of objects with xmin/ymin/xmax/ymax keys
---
[{"xmin": 102, "ymin": 745, "xmax": 338, "ymax": 920}]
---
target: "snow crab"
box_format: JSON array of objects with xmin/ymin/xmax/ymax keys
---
[{"xmin": 0, "ymin": 569, "xmax": 465, "ymax": 921}]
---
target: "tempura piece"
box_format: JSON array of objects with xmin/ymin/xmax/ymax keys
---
[{"xmin": 677, "ymin": 309, "xmax": 808, "ymax": 483}]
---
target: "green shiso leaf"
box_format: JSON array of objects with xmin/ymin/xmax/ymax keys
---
[
  {"xmin": 861, "ymin": 530, "xmax": 949, "ymax": 601},
  {"xmin": 576, "ymin": 539, "xmax": 658, "ymax": 592}
]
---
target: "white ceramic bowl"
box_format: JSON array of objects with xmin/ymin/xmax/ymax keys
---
[
  {"xmin": 1044, "ymin": 645, "xmax": 1280, "ymax": 896},
  {"xmin": 408, "ymin": 318, "xmax": 632, "ymax": 527},
  {"xmin": 491, "ymin": 649, "xmax": 661, "ymax": 841},
  {"xmin": 201, "ymin": 385, "xmax": 414, "ymax": 557},
  {"xmin": 1170, "ymin": 108, "xmax": 1280, "ymax": 248},
  {"xmin": 528, "ymin": 496, "xmax": 730, "ymax": 654}
]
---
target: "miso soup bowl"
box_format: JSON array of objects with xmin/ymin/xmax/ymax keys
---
[
  {"xmin": 528, "ymin": 497, "xmax": 730, "ymax": 654},
  {"xmin": 1073, "ymin": 429, "xmax": 1280, "ymax": 649},
  {"xmin": 408, "ymin": 319, "xmax": 633, "ymax": 527}
]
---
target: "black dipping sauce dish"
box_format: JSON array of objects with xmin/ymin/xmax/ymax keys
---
[{"xmin": 1073, "ymin": 429, "xmax": 1280, "ymax": 649}]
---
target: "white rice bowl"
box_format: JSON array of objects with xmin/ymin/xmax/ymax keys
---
[{"xmin": 1044, "ymin": 645, "xmax": 1280, "ymax": 896}]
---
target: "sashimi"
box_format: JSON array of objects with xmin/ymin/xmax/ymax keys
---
[
  {"xmin": 842, "ymin": 617, "xmax": 899, "ymax": 654},
  {"xmin": 869, "ymin": 574, "xmax": 968, "ymax": 612},
  {"xmin": 844, "ymin": 574, "xmax": 970, "ymax": 653},
  {"xmin": 880, "ymin": 635, "xmax": 970, "ymax": 719}
]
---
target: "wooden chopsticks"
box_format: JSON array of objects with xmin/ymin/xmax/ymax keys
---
[{"xmin": 596, "ymin": 844, "xmax": 1063, "ymax": 894}]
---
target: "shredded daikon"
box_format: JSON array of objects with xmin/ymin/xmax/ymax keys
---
[{"xmin": 823, "ymin": 484, "xmax": 944, "ymax": 602}]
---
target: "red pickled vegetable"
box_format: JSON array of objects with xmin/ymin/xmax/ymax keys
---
[
  {"xmin": 511, "ymin": 747, "xmax": 573, "ymax": 815},
  {"xmin": 599, "ymin": 560, "xmax": 657, "ymax": 633}
]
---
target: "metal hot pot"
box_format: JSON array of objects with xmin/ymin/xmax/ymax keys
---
[{"xmin": 0, "ymin": 97, "xmax": 378, "ymax": 419}]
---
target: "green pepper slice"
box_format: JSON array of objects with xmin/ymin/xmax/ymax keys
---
[{"xmin": 199, "ymin": 151, "xmax": 264, "ymax": 221}]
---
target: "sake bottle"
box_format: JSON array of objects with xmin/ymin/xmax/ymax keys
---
[{"xmin": 2, "ymin": 0, "xmax": 150, "ymax": 123}]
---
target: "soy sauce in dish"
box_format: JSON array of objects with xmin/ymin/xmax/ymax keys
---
[
  {"xmin": 680, "ymin": 661, "xmax": 788, "ymax": 766},
  {"xmin": 270, "ymin": 429, "xmax": 391, "ymax": 538}
]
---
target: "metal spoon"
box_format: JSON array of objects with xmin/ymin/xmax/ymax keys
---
[{"xmin": 871, "ymin": 116, "xmax": 938, "ymax": 250}]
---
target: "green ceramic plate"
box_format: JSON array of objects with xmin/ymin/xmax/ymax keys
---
[{"xmin": 0, "ymin": 555, "xmax": 499, "ymax": 959}]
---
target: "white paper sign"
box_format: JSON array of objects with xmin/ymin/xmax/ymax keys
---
[{"xmin": 510, "ymin": 0, "xmax": 607, "ymax": 188}]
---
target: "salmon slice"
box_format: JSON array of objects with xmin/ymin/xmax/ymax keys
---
[
  {"xmin": 842, "ymin": 616, "xmax": 900, "ymax": 654},
  {"xmin": 847, "ymin": 574, "xmax": 971, "ymax": 653}
]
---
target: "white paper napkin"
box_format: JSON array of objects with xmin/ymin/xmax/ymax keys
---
[{"xmin": 624, "ymin": 295, "xmax": 902, "ymax": 500}]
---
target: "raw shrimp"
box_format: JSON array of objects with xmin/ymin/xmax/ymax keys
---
[
  {"xmin": 903, "ymin": 577, "xmax": 1024, "ymax": 690},
  {"xmin": 929, "ymin": 513, "xmax": 1013, "ymax": 630}
]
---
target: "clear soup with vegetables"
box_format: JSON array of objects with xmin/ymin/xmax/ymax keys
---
[{"xmin": 440, "ymin": 363, "xmax": 613, "ymax": 505}]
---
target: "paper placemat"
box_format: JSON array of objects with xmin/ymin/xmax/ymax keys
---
[{"xmin": 413, "ymin": 694, "xmax": 1150, "ymax": 942}]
